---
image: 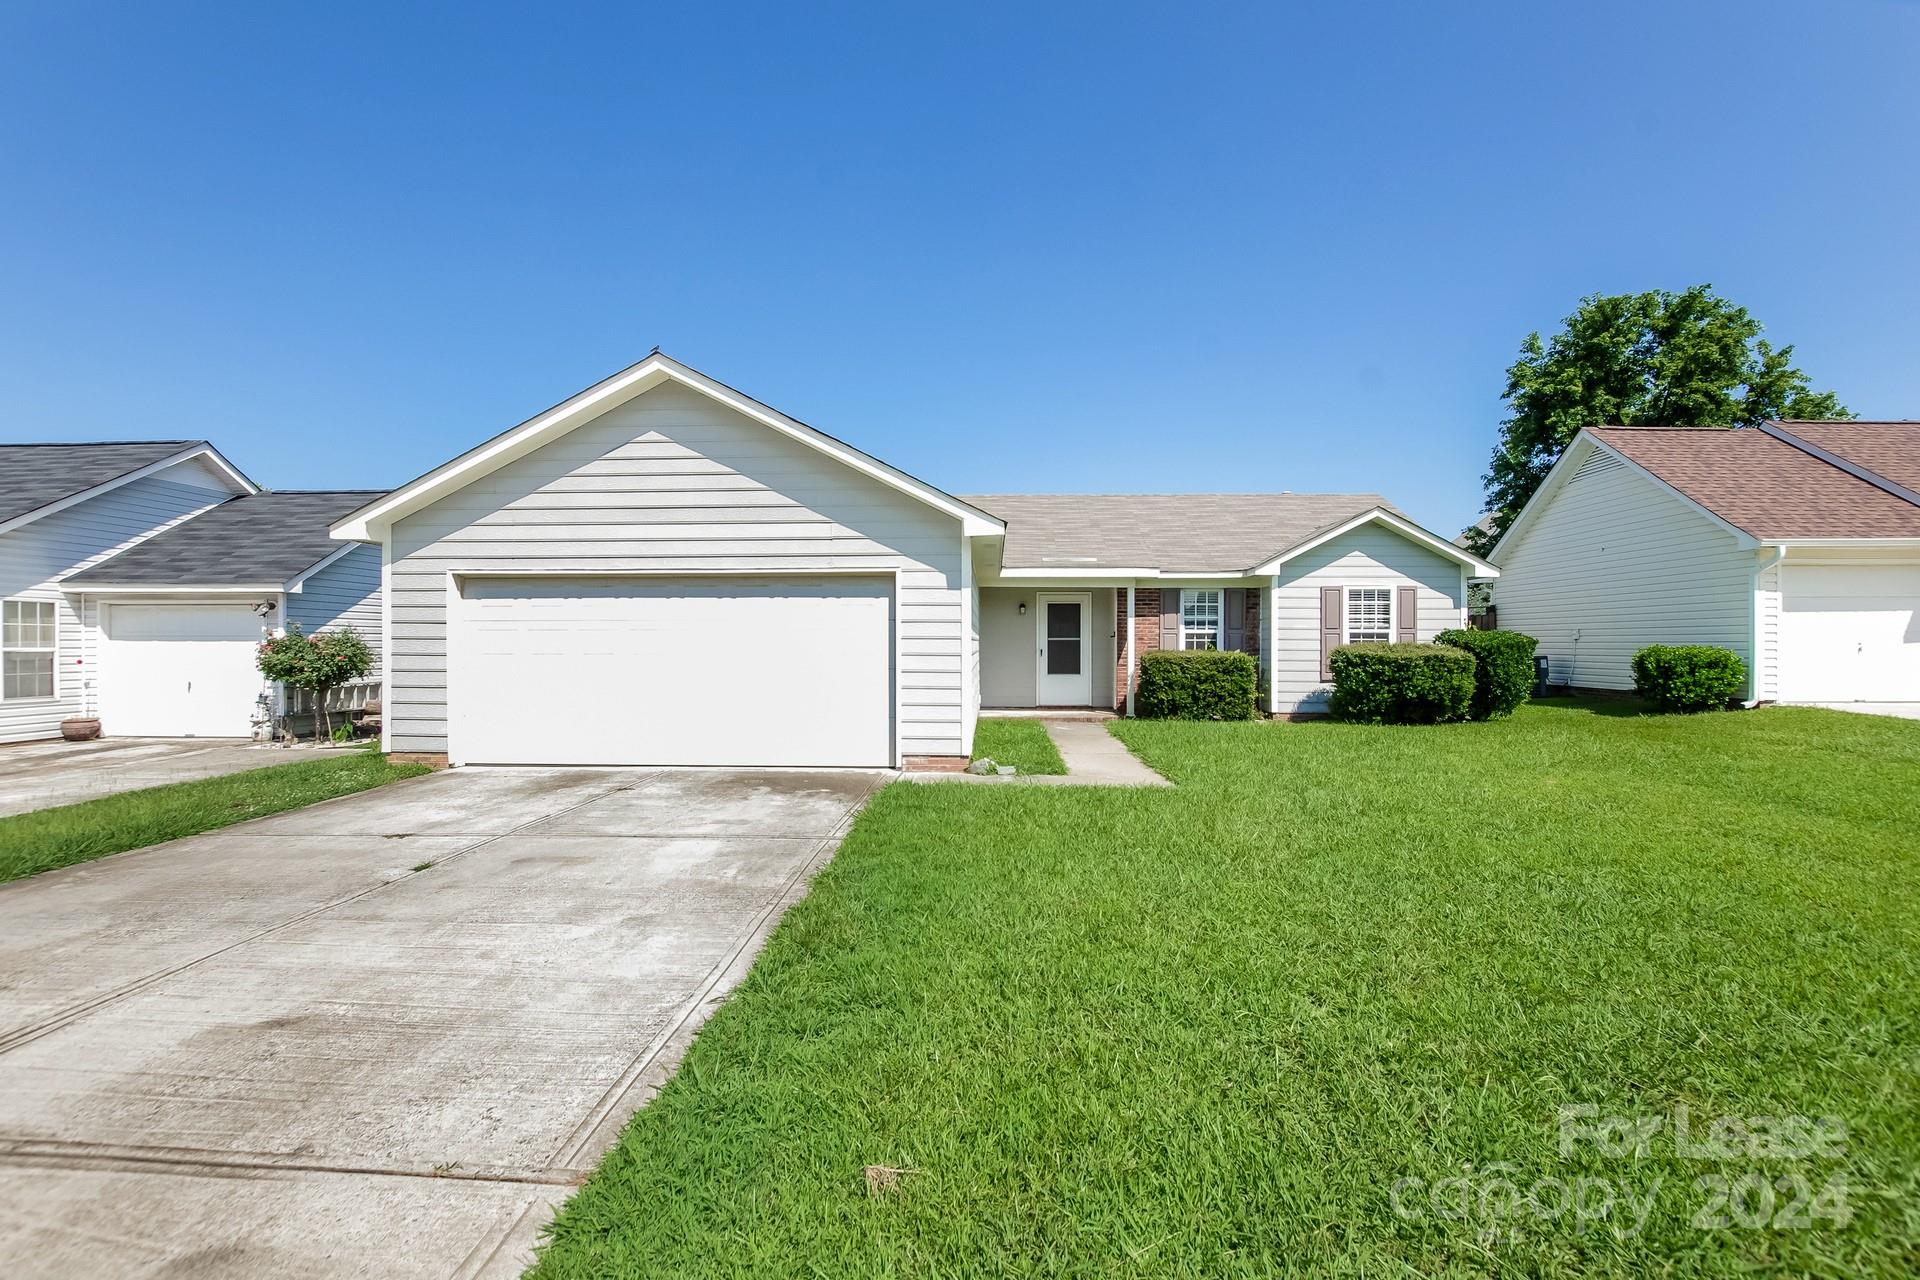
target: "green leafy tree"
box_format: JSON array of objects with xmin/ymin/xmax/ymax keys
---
[
  {"xmin": 1470, "ymin": 285, "xmax": 1848, "ymax": 552},
  {"xmin": 256, "ymin": 625, "xmax": 374, "ymax": 743}
]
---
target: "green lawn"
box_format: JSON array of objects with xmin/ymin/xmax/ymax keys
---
[
  {"xmin": 0, "ymin": 752, "xmax": 432, "ymax": 883},
  {"xmin": 970, "ymin": 717, "xmax": 1069, "ymax": 775},
  {"xmin": 533, "ymin": 700, "xmax": 1920, "ymax": 1278}
]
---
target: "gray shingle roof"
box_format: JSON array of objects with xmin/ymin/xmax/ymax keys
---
[
  {"xmin": 0, "ymin": 441, "xmax": 205, "ymax": 526},
  {"xmin": 962, "ymin": 493, "xmax": 1397, "ymax": 572},
  {"xmin": 66, "ymin": 491, "xmax": 388, "ymax": 587}
]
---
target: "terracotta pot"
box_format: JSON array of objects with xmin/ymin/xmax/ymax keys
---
[{"xmin": 60, "ymin": 717, "xmax": 102, "ymax": 742}]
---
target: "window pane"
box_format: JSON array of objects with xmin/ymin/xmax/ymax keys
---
[
  {"xmin": 1346, "ymin": 588, "xmax": 1391, "ymax": 643},
  {"xmin": 1046, "ymin": 601, "xmax": 1080, "ymax": 640},
  {"xmin": 3, "ymin": 652, "xmax": 54, "ymax": 699},
  {"xmin": 3, "ymin": 600, "xmax": 54, "ymax": 650}
]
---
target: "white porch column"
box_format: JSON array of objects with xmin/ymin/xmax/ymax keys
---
[{"xmin": 1124, "ymin": 583, "xmax": 1136, "ymax": 717}]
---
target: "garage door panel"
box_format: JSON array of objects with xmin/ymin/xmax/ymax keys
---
[
  {"xmin": 451, "ymin": 576, "xmax": 892, "ymax": 766},
  {"xmin": 102, "ymin": 605, "xmax": 266, "ymax": 738},
  {"xmin": 1779, "ymin": 564, "xmax": 1920, "ymax": 702}
]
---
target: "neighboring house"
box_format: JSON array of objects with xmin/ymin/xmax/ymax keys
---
[
  {"xmin": 66, "ymin": 490, "xmax": 388, "ymax": 738},
  {"xmin": 330, "ymin": 352, "xmax": 1495, "ymax": 769},
  {"xmin": 0, "ymin": 441, "xmax": 256, "ymax": 744},
  {"xmin": 1489, "ymin": 422, "xmax": 1920, "ymax": 705}
]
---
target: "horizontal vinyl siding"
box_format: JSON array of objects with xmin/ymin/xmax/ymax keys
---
[
  {"xmin": 0, "ymin": 467, "xmax": 235, "ymax": 743},
  {"xmin": 1755, "ymin": 559, "xmax": 1781, "ymax": 701},
  {"xmin": 389, "ymin": 381, "xmax": 966, "ymax": 758},
  {"xmin": 288, "ymin": 544, "xmax": 383, "ymax": 681},
  {"xmin": 1270, "ymin": 527, "xmax": 1466, "ymax": 713},
  {"xmin": 1494, "ymin": 449, "xmax": 1753, "ymax": 691}
]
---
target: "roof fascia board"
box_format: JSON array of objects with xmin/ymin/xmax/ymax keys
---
[
  {"xmin": 331, "ymin": 355, "xmax": 1005, "ymax": 540},
  {"xmin": 60, "ymin": 583, "xmax": 284, "ymax": 594},
  {"xmin": 1757, "ymin": 422, "xmax": 1920, "ymax": 508},
  {"xmin": 995, "ymin": 566, "xmax": 1164, "ymax": 579},
  {"xmin": 1252, "ymin": 507, "xmax": 1499, "ymax": 576},
  {"xmin": 1768, "ymin": 537, "xmax": 1920, "ymax": 549},
  {"xmin": 0, "ymin": 443, "xmax": 257, "ymax": 538}
]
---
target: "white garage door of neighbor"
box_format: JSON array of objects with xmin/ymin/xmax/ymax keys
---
[
  {"xmin": 102, "ymin": 604, "xmax": 267, "ymax": 737},
  {"xmin": 451, "ymin": 576, "xmax": 894, "ymax": 766},
  {"xmin": 1779, "ymin": 563, "xmax": 1920, "ymax": 702}
]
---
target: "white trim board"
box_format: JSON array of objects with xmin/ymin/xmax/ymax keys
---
[
  {"xmin": 1251, "ymin": 507, "xmax": 1499, "ymax": 577},
  {"xmin": 331, "ymin": 352, "xmax": 1005, "ymax": 542}
]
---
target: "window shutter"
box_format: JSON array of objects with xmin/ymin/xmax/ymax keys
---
[
  {"xmin": 1158, "ymin": 590, "xmax": 1181, "ymax": 650},
  {"xmin": 1396, "ymin": 585, "xmax": 1417, "ymax": 644},
  {"xmin": 1222, "ymin": 588, "xmax": 1245, "ymax": 652},
  {"xmin": 1319, "ymin": 586, "xmax": 1342, "ymax": 680}
]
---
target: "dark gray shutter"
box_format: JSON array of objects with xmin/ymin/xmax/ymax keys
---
[
  {"xmin": 1222, "ymin": 588, "xmax": 1245, "ymax": 652},
  {"xmin": 1159, "ymin": 589, "xmax": 1181, "ymax": 650},
  {"xmin": 1319, "ymin": 586, "xmax": 1342, "ymax": 680},
  {"xmin": 1396, "ymin": 585, "xmax": 1417, "ymax": 644}
]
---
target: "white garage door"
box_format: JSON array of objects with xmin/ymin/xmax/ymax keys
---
[
  {"xmin": 450, "ymin": 575, "xmax": 893, "ymax": 766},
  {"xmin": 1779, "ymin": 563, "xmax": 1920, "ymax": 702},
  {"xmin": 102, "ymin": 604, "xmax": 267, "ymax": 737}
]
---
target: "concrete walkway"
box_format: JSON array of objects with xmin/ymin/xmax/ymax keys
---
[
  {"xmin": 913, "ymin": 718, "xmax": 1170, "ymax": 787},
  {"xmin": 0, "ymin": 737, "xmax": 360, "ymax": 818},
  {"xmin": 0, "ymin": 765, "xmax": 885, "ymax": 1277}
]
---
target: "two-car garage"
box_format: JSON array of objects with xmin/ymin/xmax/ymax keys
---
[{"xmin": 448, "ymin": 575, "xmax": 896, "ymax": 767}]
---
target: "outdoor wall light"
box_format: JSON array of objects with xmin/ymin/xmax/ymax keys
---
[{"xmin": 1018, "ymin": 601, "xmax": 1027, "ymax": 615}]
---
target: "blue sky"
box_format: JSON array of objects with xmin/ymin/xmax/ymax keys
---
[{"xmin": 1, "ymin": 2, "xmax": 1914, "ymax": 535}]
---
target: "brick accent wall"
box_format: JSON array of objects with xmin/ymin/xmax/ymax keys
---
[
  {"xmin": 1112, "ymin": 587, "xmax": 1168, "ymax": 711},
  {"xmin": 1113, "ymin": 586, "xmax": 1263, "ymax": 712}
]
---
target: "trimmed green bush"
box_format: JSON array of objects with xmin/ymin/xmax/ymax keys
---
[
  {"xmin": 1631, "ymin": 644, "xmax": 1748, "ymax": 712},
  {"xmin": 1136, "ymin": 650, "xmax": 1258, "ymax": 721},
  {"xmin": 1436, "ymin": 628, "xmax": 1538, "ymax": 720},
  {"xmin": 1328, "ymin": 643, "xmax": 1476, "ymax": 725}
]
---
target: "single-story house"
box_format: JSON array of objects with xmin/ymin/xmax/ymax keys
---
[
  {"xmin": 1489, "ymin": 421, "xmax": 1920, "ymax": 704},
  {"xmin": 65, "ymin": 490, "xmax": 388, "ymax": 738},
  {"xmin": 0, "ymin": 438, "xmax": 387, "ymax": 743},
  {"xmin": 331, "ymin": 352, "xmax": 1495, "ymax": 769},
  {"xmin": 1, "ymin": 440, "xmax": 256, "ymax": 743}
]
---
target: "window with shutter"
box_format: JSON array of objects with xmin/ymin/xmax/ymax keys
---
[
  {"xmin": 1344, "ymin": 588, "xmax": 1392, "ymax": 644},
  {"xmin": 1180, "ymin": 590, "xmax": 1222, "ymax": 649}
]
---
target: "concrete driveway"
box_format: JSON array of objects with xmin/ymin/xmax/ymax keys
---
[
  {"xmin": 0, "ymin": 737, "xmax": 361, "ymax": 818},
  {"xmin": 0, "ymin": 765, "xmax": 886, "ymax": 1278}
]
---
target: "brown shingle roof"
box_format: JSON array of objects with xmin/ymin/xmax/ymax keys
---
[
  {"xmin": 1766, "ymin": 421, "xmax": 1920, "ymax": 496},
  {"xmin": 1592, "ymin": 427, "xmax": 1920, "ymax": 540},
  {"xmin": 962, "ymin": 493, "xmax": 1396, "ymax": 572}
]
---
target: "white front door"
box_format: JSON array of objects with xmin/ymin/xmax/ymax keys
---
[
  {"xmin": 1778, "ymin": 563, "xmax": 1920, "ymax": 702},
  {"xmin": 450, "ymin": 575, "xmax": 894, "ymax": 766},
  {"xmin": 101, "ymin": 604, "xmax": 267, "ymax": 737},
  {"xmin": 1035, "ymin": 592, "xmax": 1092, "ymax": 706}
]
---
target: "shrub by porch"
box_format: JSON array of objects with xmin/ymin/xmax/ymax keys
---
[{"xmin": 1134, "ymin": 650, "xmax": 1258, "ymax": 720}]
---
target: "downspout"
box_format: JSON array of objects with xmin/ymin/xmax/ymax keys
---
[{"xmin": 1748, "ymin": 546, "xmax": 1786, "ymax": 707}]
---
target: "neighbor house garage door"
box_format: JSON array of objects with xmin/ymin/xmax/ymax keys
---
[
  {"xmin": 101, "ymin": 604, "xmax": 267, "ymax": 737},
  {"xmin": 1778, "ymin": 563, "xmax": 1920, "ymax": 702},
  {"xmin": 450, "ymin": 575, "xmax": 893, "ymax": 766}
]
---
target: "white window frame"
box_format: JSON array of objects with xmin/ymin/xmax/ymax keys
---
[
  {"xmin": 1181, "ymin": 589, "xmax": 1222, "ymax": 650},
  {"xmin": 1344, "ymin": 587, "xmax": 1393, "ymax": 645},
  {"xmin": 2, "ymin": 598, "xmax": 58, "ymax": 701}
]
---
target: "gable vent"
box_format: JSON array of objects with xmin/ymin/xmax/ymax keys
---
[{"xmin": 1569, "ymin": 450, "xmax": 1625, "ymax": 485}]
